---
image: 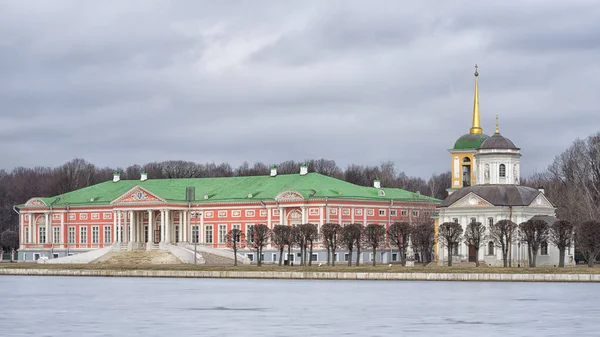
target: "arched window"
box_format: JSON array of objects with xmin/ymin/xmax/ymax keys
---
[
  {"xmin": 499, "ymin": 164, "xmax": 506, "ymax": 177},
  {"xmin": 488, "ymin": 241, "xmax": 494, "ymax": 255},
  {"xmin": 462, "ymin": 157, "xmax": 471, "ymax": 163},
  {"xmin": 541, "ymin": 241, "xmax": 548, "ymax": 255}
]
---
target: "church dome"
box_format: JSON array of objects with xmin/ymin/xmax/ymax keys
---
[
  {"xmin": 479, "ymin": 132, "xmax": 519, "ymax": 150},
  {"xmin": 453, "ymin": 133, "xmax": 490, "ymax": 150}
]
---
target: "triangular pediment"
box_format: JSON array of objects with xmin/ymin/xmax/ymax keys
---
[
  {"xmin": 448, "ymin": 192, "xmax": 494, "ymax": 208},
  {"xmin": 529, "ymin": 193, "xmax": 554, "ymax": 208},
  {"xmin": 111, "ymin": 186, "xmax": 165, "ymax": 204}
]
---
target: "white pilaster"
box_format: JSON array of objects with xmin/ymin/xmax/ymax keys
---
[
  {"xmin": 301, "ymin": 207, "xmax": 306, "ymax": 224},
  {"xmin": 182, "ymin": 211, "xmax": 187, "ymax": 242},
  {"xmin": 148, "ymin": 210, "xmax": 154, "ymax": 244},
  {"xmin": 320, "ymin": 207, "xmax": 324, "ymax": 226},
  {"xmin": 160, "ymin": 210, "xmax": 165, "ymax": 243},
  {"xmin": 199, "ymin": 211, "xmax": 204, "ymax": 243},
  {"xmin": 178, "ymin": 211, "xmax": 183, "ymax": 242},
  {"xmin": 60, "ymin": 213, "xmax": 65, "ymax": 245},
  {"xmin": 165, "ymin": 209, "xmax": 170, "ymax": 243},
  {"xmin": 279, "ymin": 208, "xmax": 283, "ymax": 226},
  {"xmin": 45, "ymin": 213, "xmax": 50, "ymax": 244},
  {"xmin": 267, "ymin": 208, "xmax": 272, "ymax": 229}
]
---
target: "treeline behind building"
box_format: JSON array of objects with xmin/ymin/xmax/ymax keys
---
[{"xmin": 0, "ymin": 158, "xmax": 451, "ymax": 232}]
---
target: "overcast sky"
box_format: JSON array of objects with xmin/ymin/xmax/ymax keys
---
[{"xmin": 1, "ymin": 1, "xmax": 599, "ymax": 179}]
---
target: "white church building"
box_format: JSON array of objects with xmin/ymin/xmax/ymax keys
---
[{"xmin": 435, "ymin": 68, "xmax": 574, "ymax": 267}]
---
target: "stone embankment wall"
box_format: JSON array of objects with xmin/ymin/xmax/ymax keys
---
[{"xmin": 1, "ymin": 269, "xmax": 599, "ymax": 282}]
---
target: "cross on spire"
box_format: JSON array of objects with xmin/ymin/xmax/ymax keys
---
[{"xmin": 474, "ymin": 64, "xmax": 479, "ymax": 77}]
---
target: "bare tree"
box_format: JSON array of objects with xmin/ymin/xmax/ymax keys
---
[
  {"xmin": 364, "ymin": 224, "xmax": 386, "ymax": 266},
  {"xmin": 354, "ymin": 223, "xmax": 364, "ymax": 266},
  {"xmin": 519, "ymin": 219, "xmax": 550, "ymax": 267},
  {"xmin": 226, "ymin": 228, "xmax": 245, "ymax": 266},
  {"xmin": 246, "ymin": 224, "xmax": 270, "ymax": 266},
  {"xmin": 0, "ymin": 230, "xmax": 19, "ymax": 262},
  {"xmin": 489, "ymin": 220, "xmax": 517, "ymax": 267},
  {"xmin": 271, "ymin": 225, "xmax": 291, "ymax": 266},
  {"xmin": 321, "ymin": 223, "xmax": 341, "ymax": 266},
  {"xmin": 340, "ymin": 224, "xmax": 361, "ymax": 266},
  {"xmin": 549, "ymin": 220, "xmax": 574, "ymax": 267},
  {"xmin": 437, "ymin": 222, "xmax": 464, "ymax": 267},
  {"xmin": 387, "ymin": 222, "xmax": 412, "ymax": 265},
  {"xmin": 290, "ymin": 226, "xmax": 301, "ymax": 266},
  {"xmin": 411, "ymin": 221, "xmax": 435, "ymax": 266},
  {"xmin": 574, "ymin": 220, "xmax": 600, "ymax": 267},
  {"xmin": 302, "ymin": 224, "xmax": 318, "ymax": 266},
  {"xmin": 464, "ymin": 221, "xmax": 485, "ymax": 267}
]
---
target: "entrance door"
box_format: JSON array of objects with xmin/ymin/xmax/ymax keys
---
[
  {"xmin": 468, "ymin": 245, "xmax": 477, "ymax": 262},
  {"xmin": 154, "ymin": 229, "xmax": 160, "ymax": 244}
]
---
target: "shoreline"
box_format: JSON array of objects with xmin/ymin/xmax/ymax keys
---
[{"xmin": 1, "ymin": 268, "xmax": 599, "ymax": 282}]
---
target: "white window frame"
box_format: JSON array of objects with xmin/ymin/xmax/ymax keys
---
[
  {"xmin": 379, "ymin": 209, "xmax": 386, "ymax": 216},
  {"xmin": 68, "ymin": 227, "xmax": 75, "ymax": 244},
  {"xmin": 53, "ymin": 226, "xmax": 60, "ymax": 244},
  {"xmin": 390, "ymin": 210, "xmax": 397, "ymax": 217},
  {"xmin": 205, "ymin": 225, "xmax": 213, "ymax": 244},
  {"xmin": 218, "ymin": 224, "xmax": 227, "ymax": 244},
  {"xmin": 39, "ymin": 226, "xmax": 46, "ymax": 244},
  {"xmin": 92, "ymin": 226, "xmax": 99, "ymax": 244},
  {"xmin": 104, "ymin": 226, "xmax": 112, "ymax": 244},
  {"xmin": 80, "ymin": 227, "xmax": 87, "ymax": 244}
]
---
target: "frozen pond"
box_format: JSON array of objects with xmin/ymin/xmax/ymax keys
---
[{"xmin": 1, "ymin": 276, "xmax": 598, "ymax": 336}]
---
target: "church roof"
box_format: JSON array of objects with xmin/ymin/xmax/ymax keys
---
[
  {"xmin": 479, "ymin": 132, "xmax": 519, "ymax": 150},
  {"xmin": 453, "ymin": 133, "xmax": 490, "ymax": 150},
  {"xmin": 439, "ymin": 184, "xmax": 543, "ymax": 207},
  {"xmin": 18, "ymin": 172, "xmax": 441, "ymax": 207}
]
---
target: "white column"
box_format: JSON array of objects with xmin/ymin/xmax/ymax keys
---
[
  {"xmin": 182, "ymin": 211, "xmax": 187, "ymax": 242},
  {"xmin": 112, "ymin": 211, "xmax": 117, "ymax": 242},
  {"xmin": 165, "ymin": 209, "xmax": 170, "ymax": 243},
  {"xmin": 178, "ymin": 211, "xmax": 183, "ymax": 242},
  {"xmin": 301, "ymin": 207, "xmax": 306, "ymax": 224},
  {"xmin": 128, "ymin": 211, "xmax": 133, "ymax": 243},
  {"xmin": 279, "ymin": 208, "xmax": 283, "ymax": 226},
  {"xmin": 338, "ymin": 207, "xmax": 342, "ymax": 224},
  {"xmin": 60, "ymin": 213, "xmax": 65, "ymax": 245},
  {"xmin": 45, "ymin": 213, "xmax": 50, "ymax": 244},
  {"xmin": 351, "ymin": 208, "xmax": 355, "ymax": 223},
  {"xmin": 319, "ymin": 207, "xmax": 324, "ymax": 227},
  {"xmin": 267, "ymin": 208, "xmax": 272, "ymax": 229},
  {"xmin": 160, "ymin": 210, "xmax": 164, "ymax": 242},
  {"xmin": 19, "ymin": 214, "xmax": 24, "ymax": 244},
  {"xmin": 148, "ymin": 210, "xmax": 154, "ymax": 244}
]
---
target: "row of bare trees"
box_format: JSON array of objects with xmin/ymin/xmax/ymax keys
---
[
  {"xmin": 223, "ymin": 220, "xmax": 436, "ymax": 267},
  {"xmin": 437, "ymin": 218, "xmax": 600, "ymax": 267},
  {"xmin": 0, "ymin": 230, "xmax": 19, "ymax": 262},
  {"xmin": 0, "ymin": 158, "xmax": 451, "ymax": 233}
]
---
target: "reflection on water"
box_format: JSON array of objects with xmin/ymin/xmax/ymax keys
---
[{"xmin": 1, "ymin": 276, "xmax": 599, "ymax": 336}]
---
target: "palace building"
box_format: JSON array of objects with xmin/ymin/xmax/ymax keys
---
[
  {"xmin": 434, "ymin": 67, "xmax": 573, "ymax": 267},
  {"xmin": 16, "ymin": 165, "xmax": 439, "ymax": 263}
]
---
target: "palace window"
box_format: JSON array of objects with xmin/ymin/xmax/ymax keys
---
[
  {"xmin": 272, "ymin": 253, "xmax": 277, "ymax": 262},
  {"xmin": 245, "ymin": 210, "xmax": 255, "ymax": 217},
  {"xmin": 488, "ymin": 241, "xmax": 495, "ymax": 255},
  {"xmin": 68, "ymin": 227, "xmax": 75, "ymax": 244},
  {"xmin": 80, "ymin": 214, "xmax": 88, "ymax": 220},
  {"xmin": 355, "ymin": 209, "xmax": 363, "ymax": 216},
  {"xmin": 80, "ymin": 227, "xmax": 87, "ymax": 244},
  {"xmin": 103, "ymin": 213, "xmax": 112, "ymax": 220},
  {"xmin": 205, "ymin": 225, "xmax": 213, "ymax": 244},
  {"xmin": 499, "ymin": 164, "xmax": 506, "ymax": 178},
  {"xmin": 232, "ymin": 224, "xmax": 241, "ymax": 231},
  {"xmin": 412, "ymin": 211, "xmax": 419, "ymax": 217},
  {"xmin": 401, "ymin": 210, "xmax": 407, "ymax": 216},
  {"xmin": 53, "ymin": 227, "xmax": 60, "ymax": 244},
  {"xmin": 259, "ymin": 210, "xmax": 267, "ymax": 217},
  {"xmin": 391, "ymin": 210, "xmax": 397, "ymax": 217},
  {"xmin": 104, "ymin": 226, "xmax": 112, "ymax": 244},
  {"xmin": 175, "ymin": 226, "xmax": 179, "ymax": 243},
  {"xmin": 541, "ymin": 241, "xmax": 549, "ymax": 255},
  {"xmin": 311, "ymin": 254, "xmax": 318, "ymax": 262},
  {"xmin": 344, "ymin": 253, "xmax": 350, "ymax": 261},
  {"xmin": 246, "ymin": 224, "xmax": 255, "ymax": 243},
  {"xmin": 191, "ymin": 226, "xmax": 199, "ymax": 243},
  {"xmin": 91, "ymin": 213, "xmax": 100, "ymax": 220},
  {"xmin": 92, "ymin": 226, "xmax": 99, "ymax": 244},
  {"xmin": 39, "ymin": 226, "xmax": 46, "ymax": 244},
  {"xmin": 379, "ymin": 209, "xmax": 386, "ymax": 216},
  {"xmin": 218, "ymin": 224, "xmax": 227, "ymax": 243},
  {"xmin": 488, "ymin": 217, "xmax": 494, "ymax": 227},
  {"xmin": 25, "ymin": 227, "xmax": 29, "ymax": 244}
]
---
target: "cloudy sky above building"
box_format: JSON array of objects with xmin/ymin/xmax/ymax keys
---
[{"xmin": 1, "ymin": 1, "xmax": 599, "ymax": 178}]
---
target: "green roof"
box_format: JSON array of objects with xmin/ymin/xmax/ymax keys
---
[
  {"xmin": 453, "ymin": 133, "xmax": 490, "ymax": 150},
  {"xmin": 20, "ymin": 173, "xmax": 441, "ymax": 207}
]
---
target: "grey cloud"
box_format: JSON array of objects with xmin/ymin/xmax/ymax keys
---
[{"xmin": 0, "ymin": 1, "xmax": 599, "ymax": 179}]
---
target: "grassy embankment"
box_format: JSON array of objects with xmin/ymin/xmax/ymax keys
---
[{"xmin": 1, "ymin": 262, "xmax": 599, "ymax": 274}]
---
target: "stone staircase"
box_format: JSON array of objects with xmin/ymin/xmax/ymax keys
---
[
  {"xmin": 92, "ymin": 250, "xmax": 182, "ymax": 265},
  {"xmin": 200, "ymin": 252, "xmax": 235, "ymax": 265}
]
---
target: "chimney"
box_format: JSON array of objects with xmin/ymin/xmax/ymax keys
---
[
  {"xmin": 270, "ymin": 165, "xmax": 277, "ymax": 177},
  {"xmin": 141, "ymin": 171, "xmax": 148, "ymax": 181},
  {"xmin": 300, "ymin": 163, "xmax": 308, "ymax": 176},
  {"xmin": 113, "ymin": 172, "xmax": 120, "ymax": 183},
  {"xmin": 373, "ymin": 178, "xmax": 381, "ymax": 189}
]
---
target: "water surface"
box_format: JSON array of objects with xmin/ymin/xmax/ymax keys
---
[{"xmin": 1, "ymin": 276, "xmax": 598, "ymax": 336}]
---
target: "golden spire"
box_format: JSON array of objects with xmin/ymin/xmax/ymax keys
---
[
  {"xmin": 495, "ymin": 115, "xmax": 499, "ymax": 134},
  {"xmin": 469, "ymin": 64, "xmax": 482, "ymax": 135}
]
